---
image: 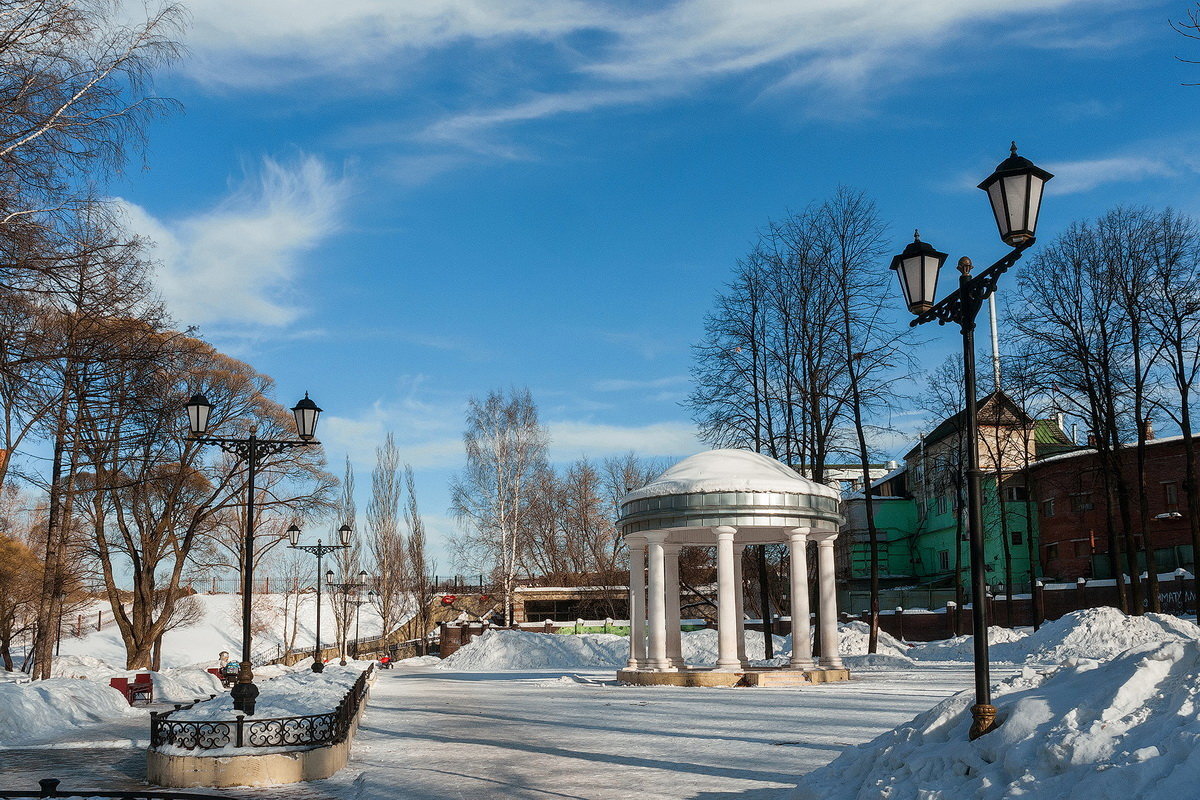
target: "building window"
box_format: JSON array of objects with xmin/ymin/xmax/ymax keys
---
[
  {"xmin": 1046, "ymin": 543, "xmax": 1059, "ymax": 560},
  {"xmin": 938, "ymin": 550, "xmax": 950, "ymax": 570},
  {"xmin": 1011, "ymin": 530, "xmax": 1024, "ymax": 546},
  {"xmin": 1074, "ymin": 540, "xmax": 1091, "ymax": 557},
  {"xmin": 1164, "ymin": 482, "xmax": 1180, "ymax": 512},
  {"xmin": 1003, "ymin": 485, "xmax": 1028, "ymax": 502},
  {"xmin": 936, "ymin": 494, "xmax": 949, "ymax": 515},
  {"xmin": 1070, "ymin": 493, "xmax": 1093, "ymax": 512},
  {"xmin": 1042, "ymin": 498, "xmax": 1055, "ymax": 517}
]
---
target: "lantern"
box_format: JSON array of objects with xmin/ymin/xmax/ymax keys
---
[
  {"xmin": 338, "ymin": 524, "xmax": 352, "ymax": 546},
  {"xmin": 890, "ymin": 231, "xmax": 948, "ymax": 314},
  {"xmin": 978, "ymin": 142, "xmax": 1054, "ymax": 246},
  {"xmin": 287, "ymin": 524, "xmax": 301, "ymax": 547},
  {"xmin": 186, "ymin": 393, "xmax": 213, "ymax": 437},
  {"xmin": 291, "ymin": 393, "xmax": 322, "ymax": 441}
]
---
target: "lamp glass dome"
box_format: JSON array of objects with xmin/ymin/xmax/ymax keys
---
[
  {"xmin": 890, "ymin": 232, "xmax": 948, "ymax": 314},
  {"xmin": 287, "ymin": 524, "xmax": 300, "ymax": 547},
  {"xmin": 338, "ymin": 524, "xmax": 352, "ymax": 546},
  {"xmin": 186, "ymin": 394, "xmax": 213, "ymax": 437},
  {"xmin": 325, "ymin": 569, "xmax": 335, "ymax": 583},
  {"xmin": 978, "ymin": 142, "xmax": 1054, "ymax": 246},
  {"xmin": 291, "ymin": 393, "xmax": 322, "ymax": 441}
]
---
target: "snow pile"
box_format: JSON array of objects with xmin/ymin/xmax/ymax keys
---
[
  {"xmin": 0, "ymin": 678, "xmax": 137, "ymax": 746},
  {"xmin": 908, "ymin": 626, "xmax": 1029, "ymax": 662},
  {"xmin": 49, "ymin": 653, "xmax": 224, "ymax": 704},
  {"xmin": 842, "ymin": 652, "xmax": 917, "ymax": 670},
  {"xmin": 836, "ymin": 621, "xmax": 909, "ymax": 657},
  {"xmin": 680, "ymin": 628, "xmax": 789, "ymax": 665},
  {"xmin": 795, "ymin": 640, "xmax": 1200, "ymax": 800},
  {"xmin": 440, "ymin": 631, "xmax": 628, "ymax": 670},
  {"xmin": 999, "ymin": 607, "xmax": 1200, "ymax": 665},
  {"xmin": 172, "ymin": 662, "xmax": 368, "ymax": 721},
  {"xmin": 395, "ymin": 655, "xmax": 442, "ymax": 667}
]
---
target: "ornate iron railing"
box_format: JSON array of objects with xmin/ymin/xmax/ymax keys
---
[
  {"xmin": 150, "ymin": 664, "xmax": 373, "ymax": 752},
  {"xmin": 0, "ymin": 779, "xmax": 232, "ymax": 800}
]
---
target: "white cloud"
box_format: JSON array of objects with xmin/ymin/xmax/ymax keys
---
[
  {"xmin": 1046, "ymin": 155, "xmax": 1178, "ymax": 195},
  {"xmin": 546, "ymin": 420, "xmax": 702, "ymax": 462},
  {"xmin": 172, "ymin": 0, "xmax": 1107, "ymax": 154},
  {"xmin": 592, "ymin": 375, "xmax": 690, "ymax": 392},
  {"xmin": 118, "ymin": 155, "xmax": 350, "ymax": 328}
]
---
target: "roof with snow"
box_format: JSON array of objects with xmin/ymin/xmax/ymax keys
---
[{"xmin": 618, "ymin": 449, "xmax": 842, "ymax": 541}]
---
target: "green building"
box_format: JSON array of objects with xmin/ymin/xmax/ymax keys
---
[{"xmin": 839, "ymin": 392, "xmax": 1074, "ymax": 609}]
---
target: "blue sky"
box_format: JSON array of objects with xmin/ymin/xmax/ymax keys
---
[{"xmin": 109, "ymin": 0, "xmax": 1200, "ymax": 569}]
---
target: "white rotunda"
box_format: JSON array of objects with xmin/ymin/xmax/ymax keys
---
[{"xmin": 617, "ymin": 449, "xmax": 850, "ymax": 686}]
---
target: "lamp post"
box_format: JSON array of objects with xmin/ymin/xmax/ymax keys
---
[
  {"xmin": 348, "ymin": 590, "xmax": 374, "ymax": 659},
  {"xmin": 890, "ymin": 142, "xmax": 1052, "ymax": 740},
  {"xmin": 185, "ymin": 391, "xmax": 323, "ymax": 715},
  {"xmin": 326, "ymin": 570, "xmax": 370, "ymax": 666},
  {"xmin": 287, "ymin": 523, "xmax": 351, "ymax": 672}
]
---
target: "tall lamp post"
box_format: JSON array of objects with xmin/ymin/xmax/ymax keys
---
[
  {"xmin": 326, "ymin": 570, "xmax": 370, "ymax": 666},
  {"xmin": 890, "ymin": 142, "xmax": 1053, "ymax": 740},
  {"xmin": 185, "ymin": 391, "xmax": 323, "ymax": 715},
  {"xmin": 287, "ymin": 523, "xmax": 351, "ymax": 672},
  {"xmin": 348, "ymin": 590, "xmax": 374, "ymax": 659}
]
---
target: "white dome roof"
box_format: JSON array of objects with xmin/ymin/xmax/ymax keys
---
[{"xmin": 622, "ymin": 449, "xmax": 840, "ymax": 503}]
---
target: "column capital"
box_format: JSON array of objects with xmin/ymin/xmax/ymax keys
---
[
  {"xmin": 644, "ymin": 530, "xmax": 668, "ymax": 544},
  {"xmin": 810, "ymin": 531, "xmax": 839, "ymax": 544},
  {"xmin": 626, "ymin": 535, "xmax": 648, "ymax": 551},
  {"xmin": 662, "ymin": 542, "xmax": 682, "ymax": 554},
  {"xmin": 787, "ymin": 527, "xmax": 811, "ymax": 542},
  {"xmin": 713, "ymin": 525, "xmax": 737, "ymax": 540}
]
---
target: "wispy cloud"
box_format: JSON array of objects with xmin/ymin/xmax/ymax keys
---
[
  {"xmin": 546, "ymin": 420, "xmax": 702, "ymax": 462},
  {"xmin": 118, "ymin": 155, "xmax": 350, "ymax": 328},
  {"xmin": 1047, "ymin": 155, "xmax": 1178, "ymax": 195},
  {"xmin": 592, "ymin": 375, "xmax": 690, "ymax": 392},
  {"xmin": 178, "ymin": 0, "xmax": 1107, "ymax": 159}
]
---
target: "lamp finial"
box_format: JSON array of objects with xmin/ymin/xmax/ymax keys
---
[{"xmin": 1010, "ymin": 141, "xmax": 1018, "ymax": 156}]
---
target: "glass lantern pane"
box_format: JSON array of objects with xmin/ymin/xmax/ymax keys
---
[
  {"xmin": 922, "ymin": 255, "xmax": 940, "ymax": 307},
  {"xmin": 1026, "ymin": 175, "xmax": 1044, "ymax": 234},
  {"xmin": 901, "ymin": 254, "xmax": 922, "ymax": 307},
  {"xmin": 987, "ymin": 181, "xmax": 1006, "ymax": 235},
  {"xmin": 1002, "ymin": 174, "xmax": 1028, "ymax": 234}
]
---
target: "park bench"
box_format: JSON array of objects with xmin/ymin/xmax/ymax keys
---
[{"xmin": 108, "ymin": 673, "xmax": 153, "ymax": 705}]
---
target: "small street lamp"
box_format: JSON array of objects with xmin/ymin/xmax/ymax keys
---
[
  {"xmin": 185, "ymin": 391, "xmax": 323, "ymax": 715},
  {"xmin": 348, "ymin": 590, "xmax": 374, "ymax": 659},
  {"xmin": 326, "ymin": 569, "xmax": 370, "ymax": 666},
  {"xmin": 890, "ymin": 142, "xmax": 1053, "ymax": 740},
  {"xmin": 288, "ymin": 523, "xmax": 351, "ymax": 672}
]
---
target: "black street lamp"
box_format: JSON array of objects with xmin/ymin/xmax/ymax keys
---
[
  {"xmin": 326, "ymin": 570, "xmax": 370, "ymax": 666},
  {"xmin": 185, "ymin": 391, "xmax": 323, "ymax": 715},
  {"xmin": 891, "ymin": 142, "xmax": 1053, "ymax": 740},
  {"xmin": 287, "ymin": 523, "xmax": 351, "ymax": 672},
  {"xmin": 348, "ymin": 590, "xmax": 374, "ymax": 659}
]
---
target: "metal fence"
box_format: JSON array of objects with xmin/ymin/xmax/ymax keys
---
[
  {"xmin": 0, "ymin": 780, "xmax": 232, "ymax": 800},
  {"xmin": 150, "ymin": 664, "xmax": 373, "ymax": 751}
]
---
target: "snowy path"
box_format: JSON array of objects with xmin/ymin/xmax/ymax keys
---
[{"xmin": 317, "ymin": 665, "xmax": 985, "ymax": 800}]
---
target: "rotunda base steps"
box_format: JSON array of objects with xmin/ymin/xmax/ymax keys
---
[{"xmin": 616, "ymin": 667, "xmax": 849, "ymax": 687}]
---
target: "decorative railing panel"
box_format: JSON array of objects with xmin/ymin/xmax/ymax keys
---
[
  {"xmin": 0, "ymin": 779, "xmax": 232, "ymax": 800},
  {"xmin": 150, "ymin": 664, "xmax": 372, "ymax": 752}
]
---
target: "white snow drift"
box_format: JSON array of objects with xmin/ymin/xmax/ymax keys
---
[{"xmin": 795, "ymin": 639, "xmax": 1200, "ymax": 800}]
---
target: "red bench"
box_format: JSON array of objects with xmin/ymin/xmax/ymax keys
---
[{"xmin": 109, "ymin": 673, "xmax": 153, "ymax": 705}]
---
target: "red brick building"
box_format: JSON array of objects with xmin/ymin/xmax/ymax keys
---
[{"xmin": 1029, "ymin": 435, "xmax": 1197, "ymax": 581}]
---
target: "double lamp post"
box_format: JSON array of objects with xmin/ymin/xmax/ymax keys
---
[
  {"xmin": 287, "ymin": 523, "xmax": 352, "ymax": 673},
  {"xmin": 889, "ymin": 142, "xmax": 1053, "ymax": 740},
  {"xmin": 185, "ymin": 391, "xmax": 323, "ymax": 715}
]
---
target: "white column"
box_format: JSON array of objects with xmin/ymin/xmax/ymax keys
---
[
  {"xmin": 788, "ymin": 528, "xmax": 814, "ymax": 669},
  {"xmin": 664, "ymin": 544, "xmax": 684, "ymax": 668},
  {"xmin": 646, "ymin": 532, "xmax": 673, "ymax": 671},
  {"xmin": 714, "ymin": 526, "xmax": 741, "ymax": 670},
  {"xmin": 733, "ymin": 543, "xmax": 748, "ymax": 666},
  {"xmin": 814, "ymin": 533, "xmax": 843, "ymax": 669},
  {"xmin": 626, "ymin": 537, "xmax": 647, "ymax": 670}
]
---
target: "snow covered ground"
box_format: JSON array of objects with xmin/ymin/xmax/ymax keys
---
[
  {"xmin": 54, "ymin": 593, "xmax": 389, "ymax": 670},
  {"xmin": 5, "ymin": 606, "xmax": 1199, "ymax": 799}
]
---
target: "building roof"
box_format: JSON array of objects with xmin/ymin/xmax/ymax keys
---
[
  {"xmin": 903, "ymin": 390, "xmax": 1036, "ymax": 460},
  {"xmin": 621, "ymin": 448, "xmax": 841, "ymax": 503}
]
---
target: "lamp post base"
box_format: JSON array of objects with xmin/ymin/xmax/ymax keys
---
[
  {"xmin": 231, "ymin": 681, "xmax": 260, "ymax": 716},
  {"xmin": 311, "ymin": 660, "xmax": 325, "ymax": 673},
  {"xmin": 969, "ymin": 703, "xmax": 997, "ymax": 740}
]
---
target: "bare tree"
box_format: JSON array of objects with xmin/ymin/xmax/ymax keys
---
[
  {"xmin": 450, "ymin": 387, "xmax": 547, "ymax": 624},
  {"xmin": 367, "ymin": 434, "xmax": 406, "ymax": 634}
]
